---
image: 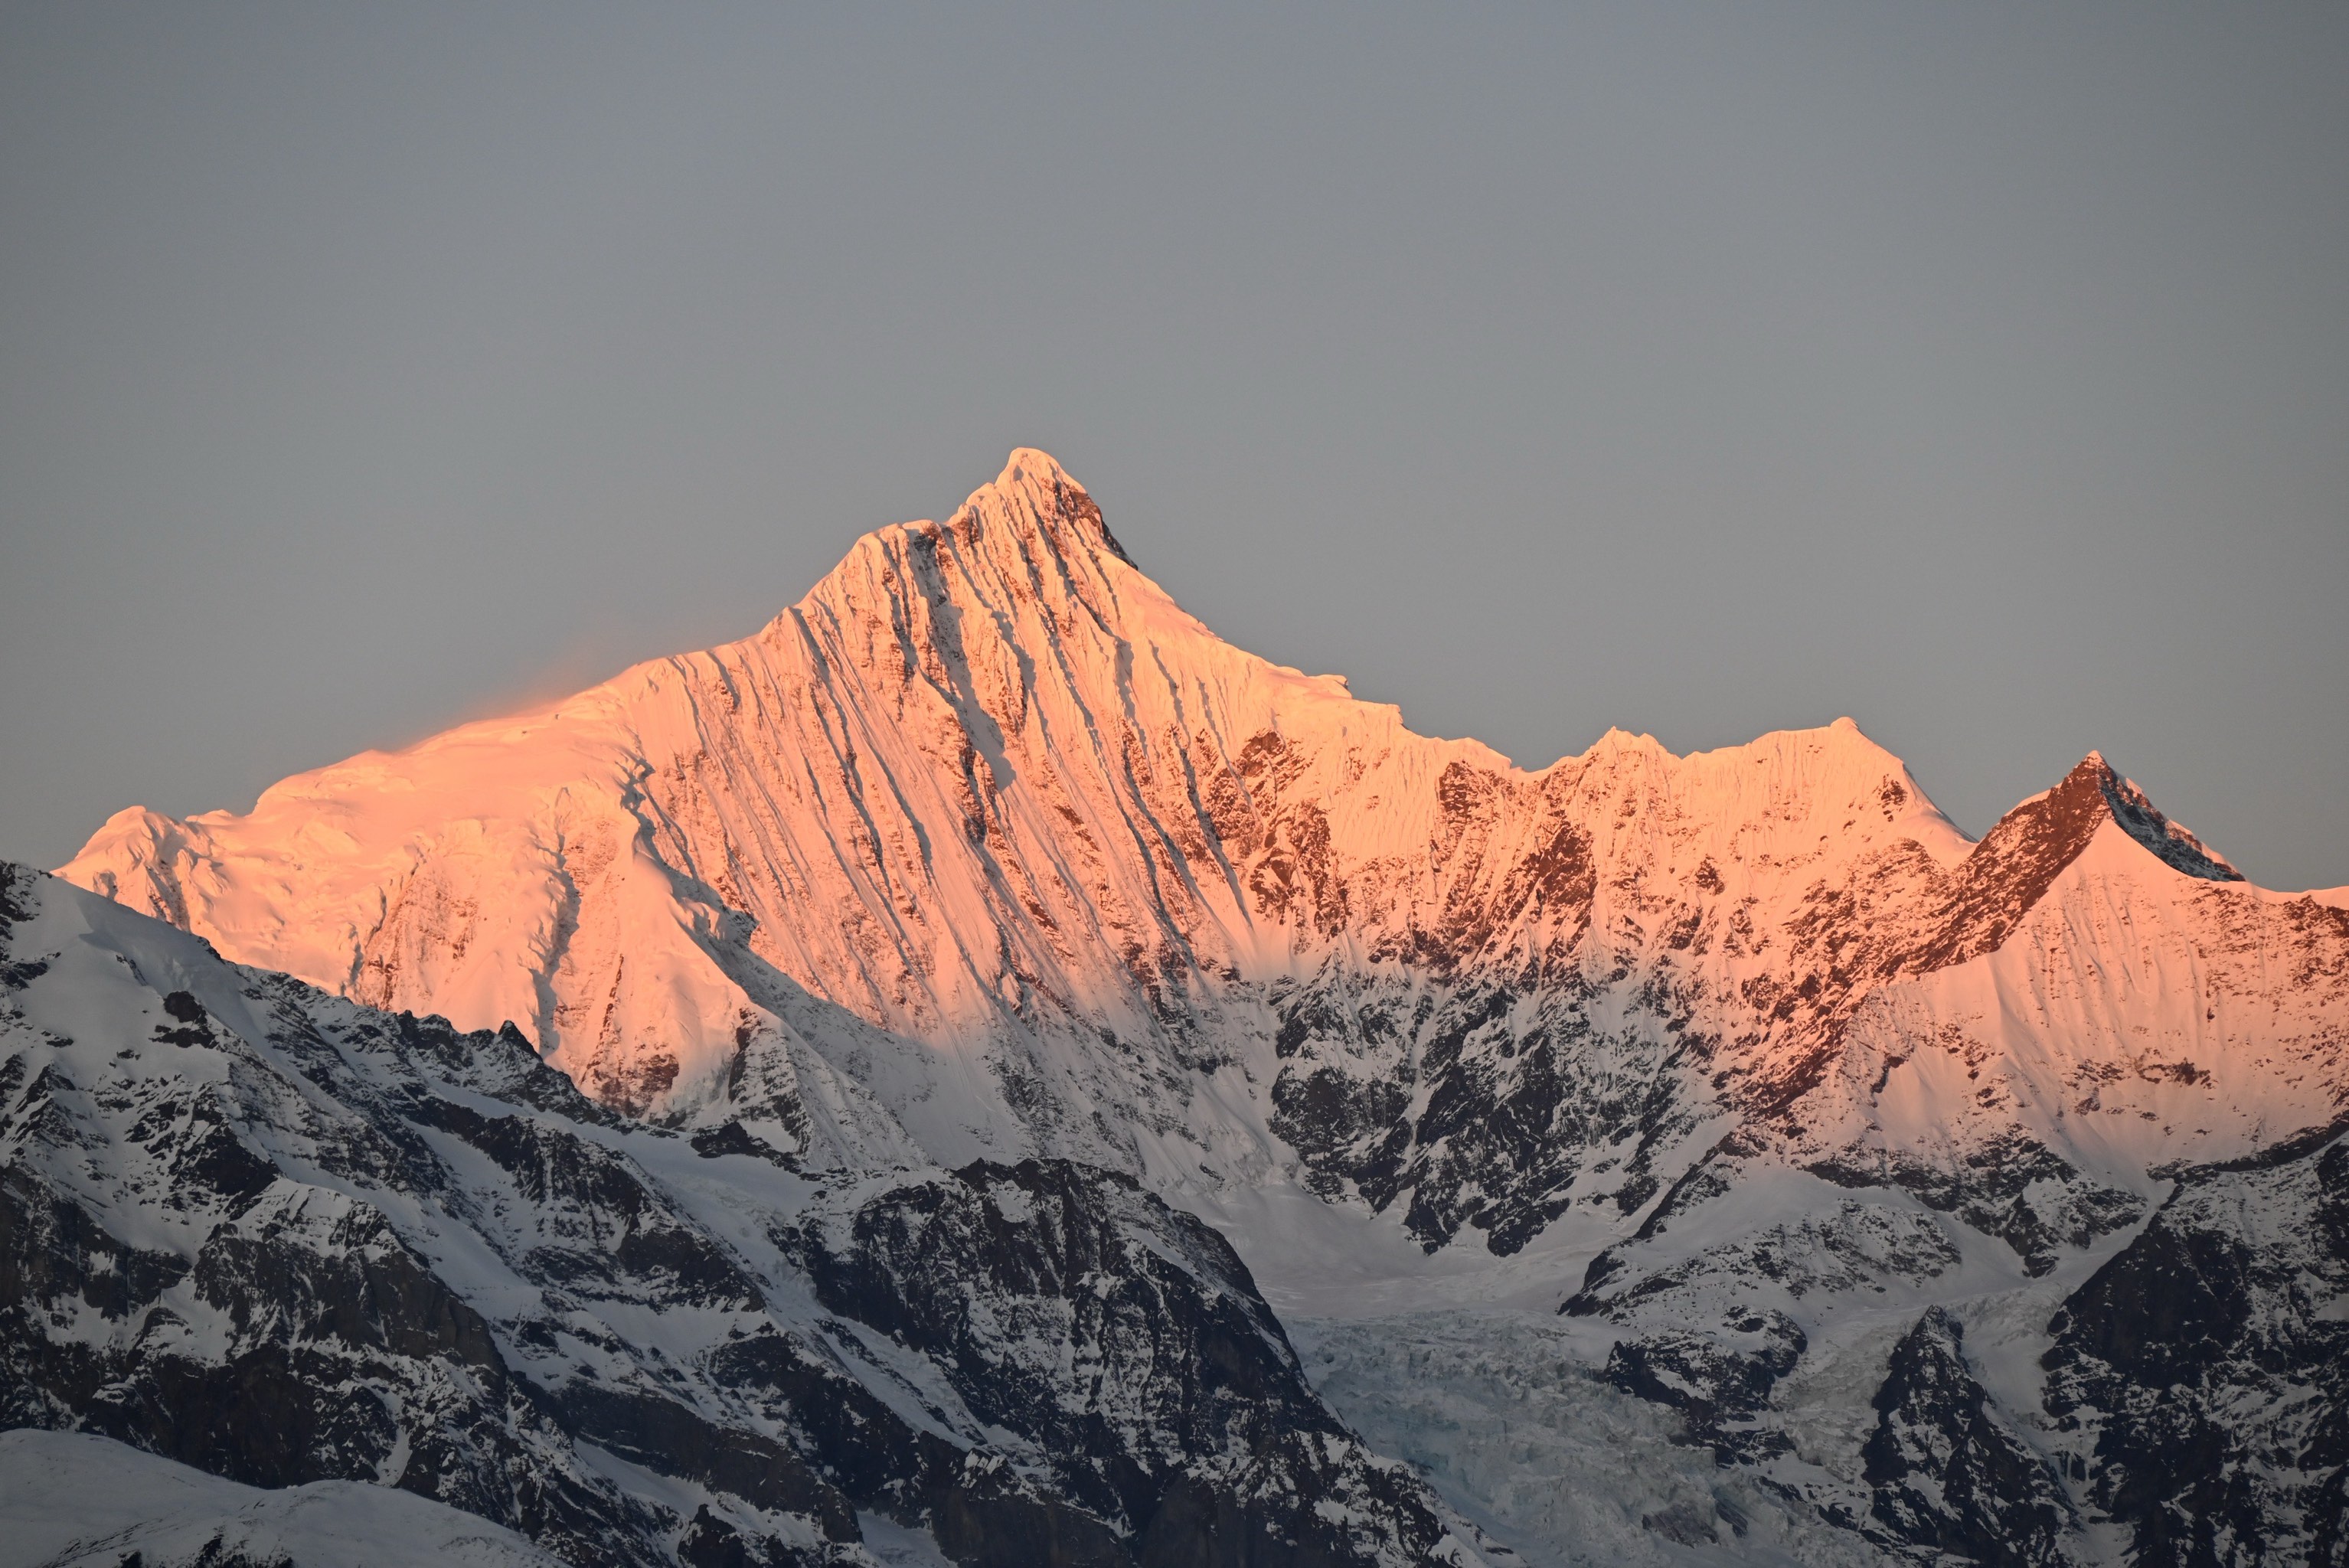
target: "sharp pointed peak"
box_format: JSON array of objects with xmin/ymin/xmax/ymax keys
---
[
  {"xmin": 949, "ymin": 447, "xmax": 1132, "ymax": 568},
  {"xmin": 772, "ymin": 447, "xmax": 1150, "ymax": 651},
  {"xmin": 1998, "ymin": 749, "xmax": 2243, "ymax": 884}
]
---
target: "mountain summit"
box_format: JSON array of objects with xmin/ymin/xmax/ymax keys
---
[
  {"xmin": 59, "ymin": 450, "xmax": 2341, "ymax": 1187},
  {"xmin": 44, "ymin": 449, "xmax": 2349, "ymax": 1565}
]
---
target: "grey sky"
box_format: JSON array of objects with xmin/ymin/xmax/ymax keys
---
[{"xmin": 4, "ymin": 3, "xmax": 2344, "ymax": 887}]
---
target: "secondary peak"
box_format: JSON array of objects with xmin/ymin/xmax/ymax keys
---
[{"xmin": 2089, "ymin": 756, "xmax": 2243, "ymax": 883}]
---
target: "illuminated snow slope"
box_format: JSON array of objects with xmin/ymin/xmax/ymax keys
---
[{"xmin": 57, "ymin": 449, "xmax": 2349, "ymax": 1564}]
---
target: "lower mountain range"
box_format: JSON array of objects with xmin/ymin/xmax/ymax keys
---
[{"xmin": 9, "ymin": 451, "xmax": 2346, "ymax": 1566}]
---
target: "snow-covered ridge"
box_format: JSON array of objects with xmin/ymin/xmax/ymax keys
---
[
  {"xmin": 58, "ymin": 452, "xmax": 2349, "ymax": 1212},
  {"xmin": 64, "ymin": 454, "xmax": 1936, "ymax": 1076},
  {"xmin": 0, "ymin": 1429, "xmax": 566, "ymax": 1567}
]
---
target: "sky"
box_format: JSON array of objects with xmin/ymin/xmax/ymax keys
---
[{"xmin": 3, "ymin": 2, "xmax": 2344, "ymax": 889}]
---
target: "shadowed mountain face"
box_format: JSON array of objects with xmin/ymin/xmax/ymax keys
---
[
  {"xmin": 31, "ymin": 452, "xmax": 2349, "ymax": 1566},
  {"xmin": 0, "ymin": 863, "xmax": 1475, "ymax": 1567}
]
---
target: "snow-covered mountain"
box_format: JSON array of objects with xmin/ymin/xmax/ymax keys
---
[{"xmin": 31, "ymin": 449, "xmax": 2349, "ymax": 1565}]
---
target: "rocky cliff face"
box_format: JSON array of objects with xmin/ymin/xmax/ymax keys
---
[
  {"xmin": 2042, "ymin": 1129, "xmax": 2349, "ymax": 1566},
  {"xmin": 35, "ymin": 450, "xmax": 2349, "ymax": 1565}
]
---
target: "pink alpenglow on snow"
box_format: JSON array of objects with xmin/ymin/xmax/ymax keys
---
[{"xmin": 60, "ymin": 449, "xmax": 2349, "ymax": 1247}]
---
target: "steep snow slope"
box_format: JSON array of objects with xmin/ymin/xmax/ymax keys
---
[{"xmin": 51, "ymin": 449, "xmax": 2349, "ymax": 1565}]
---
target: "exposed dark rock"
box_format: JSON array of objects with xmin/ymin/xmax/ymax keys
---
[
  {"xmin": 1602, "ymin": 1312, "xmax": 1806, "ymax": 1463},
  {"xmin": 1863, "ymin": 1307, "xmax": 2073, "ymax": 1566},
  {"xmin": 2044, "ymin": 1135, "xmax": 2349, "ymax": 1568},
  {"xmin": 1808, "ymin": 1135, "xmax": 2143, "ymax": 1275},
  {"xmin": 554, "ymin": 1381, "xmax": 858, "ymax": 1544},
  {"xmin": 691, "ymin": 1119, "xmax": 799, "ymax": 1168},
  {"xmin": 784, "ymin": 1158, "xmax": 1455, "ymax": 1565}
]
